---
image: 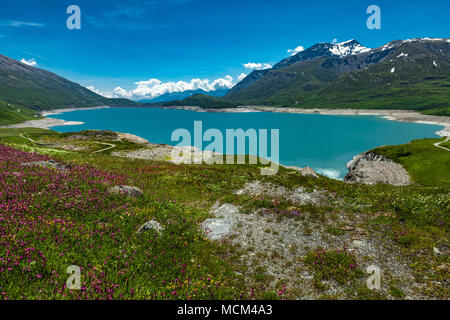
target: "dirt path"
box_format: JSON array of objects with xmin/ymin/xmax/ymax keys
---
[
  {"xmin": 433, "ymin": 136, "xmax": 450, "ymax": 152},
  {"xmin": 92, "ymin": 142, "xmax": 116, "ymax": 154},
  {"xmin": 20, "ymin": 133, "xmax": 116, "ymax": 154},
  {"xmin": 19, "ymin": 133, "xmax": 49, "ymax": 146}
]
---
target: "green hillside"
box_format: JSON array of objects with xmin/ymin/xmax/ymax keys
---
[
  {"xmin": 0, "ymin": 54, "xmax": 138, "ymax": 116},
  {"xmin": 163, "ymin": 94, "xmax": 238, "ymax": 108},
  {"xmin": 0, "ymin": 100, "xmax": 38, "ymax": 125},
  {"xmin": 372, "ymin": 137, "xmax": 450, "ymax": 187}
]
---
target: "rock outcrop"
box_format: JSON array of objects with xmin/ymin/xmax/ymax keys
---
[
  {"xmin": 138, "ymin": 220, "xmax": 164, "ymax": 235},
  {"xmin": 345, "ymin": 152, "xmax": 411, "ymax": 186},
  {"xmin": 235, "ymin": 180, "xmax": 327, "ymax": 205},
  {"xmin": 202, "ymin": 203, "xmax": 239, "ymax": 241},
  {"xmin": 108, "ymin": 185, "xmax": 143, "ymax": 197},
  {"xmin": 21, "ymin": 160, "xmax": 72, "ymax": 171},
  {"xmin": 284, "ymin": 165, "xmax": 319, "ymax": 178},
  {"xmin": 299, "ymin": 166, "xmax": 319, "ymax": 178}
]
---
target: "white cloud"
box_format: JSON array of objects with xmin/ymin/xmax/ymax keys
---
[
  {"xmin": 238, "ymin": 73, "xmax": 247, "ymax": 81},
  {"xmin": 332, "ymin": 38, "xmax": 338, "ymax": 44},
  {"xmin": 20, "ymin": 58, "xmax": 37, "ymax": 67},
  {"xmin": 0, "ymin": 20, "xmax": 44, "ymax": 27},
  {"xmin": 87, "ymin": 75, "xmax": 237, "ymax": 100},
  {"xmin": 113, "ymin": 86, "xmax": 132, "ymax": 98},
  {"xmin": 287, "ymin": 45, "xmax": 304, "ymax": 56},
  {"xmin": 86, "ymin": 86, "xmax": 114, "ymax": 98},
  {"xmin": 243, "ymin": 62, "xmax": 272, "ymax": 70}
]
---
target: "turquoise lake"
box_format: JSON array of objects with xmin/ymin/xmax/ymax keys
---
[{"xmin": 48, "ymin": 107, "xmax": 443, "ymax": 180}]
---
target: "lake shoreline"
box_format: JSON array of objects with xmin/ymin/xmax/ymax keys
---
[
  {"xmin": 1, "ymin": 105, "xmax": 448, "ymax": 137},
  {"xmin": 0, "ymin": 106, "xmax": 111, "ymax": 130},
  {"xmin": 160, "ymin": 105, "xmax": 450, "ymax": 137}
]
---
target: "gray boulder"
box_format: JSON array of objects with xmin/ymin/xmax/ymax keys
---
[
  {"xmin": 299, "ymin": 166, "xmax": 319, "ymax": 178},
  {"xmin": 21, "ymin": 160, "xmax": 72, "ymax": 171},
  {"xmin": 138, "ymin": 220, "xmax": 164, "ymax": 235},
  {"xmin": 284, "ymin": 165, "xmax": 319, "ymax": 178},
  {"xmin": 202, "ymin": 203, "xmax": 239, "ymax": 240},
  {"xmin": 108, "ymin": 185, "xmax": 143, "ymax": 197},
  {"xmin": 202, "ymin": 218, "xmax": 233, "ymax": 240}
]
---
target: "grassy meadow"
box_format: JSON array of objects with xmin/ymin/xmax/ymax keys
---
[{"xmin": 0, "ymin": 128, "xmax": 448, "ymax": 300}]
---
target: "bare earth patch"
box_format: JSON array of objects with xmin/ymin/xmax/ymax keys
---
[
  {"xmin": 112, "ymin": 144, "xmax": 174, "ymax": 161},
  {"xmin": 234, "ymin": 180, "xmax": 327, "ymax": 205},
  {"xmin": 202, "ymin": 180, "xmax": 425, "ymax": 299}
]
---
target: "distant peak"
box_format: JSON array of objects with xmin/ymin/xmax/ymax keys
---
[
  {"xmin": 327, "ymin": 39, "xmax": 371, "ymax": 57},
  {"xmin": 337, "ymin": 39, "xmax": 358, "ymax": 45},
  {"xmin": 402, "ymin": 37, "xmax": 450, "ymax": 43}
]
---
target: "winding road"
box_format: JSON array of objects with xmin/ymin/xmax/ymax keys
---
[
  {"xmin": 20, "ymin": 133, "xmax": 116, "ymax": 154},
  {"xmin": 91, "ymin": 142, "xmax": 116, "ymax": 154},
  {"xmin": 19, "ymin": 133, "xmax": 48, "ymax": 146},
  {"xmin": 434, "ymin": 136, "xmax": 450, "ymax": 152}
]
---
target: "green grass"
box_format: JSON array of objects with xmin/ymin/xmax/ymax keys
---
[
  {"xmin": 421, "ymin": 106, "xmax": 450, "ymax": 116},
  {"xmin": 324, "ymin": 225, "xmax": 345, "ymax": 235},
  {"xmin": 304, "ymin": 248, "xmax": 365, "ymax": 285},
  {"xmin": 0, "ymin": 127, "xmax": 52, "ymax": 137},
  {"xmin": 0, "ymin": 101, "xmax": 39, "ymax": 125},
  {"xmin": 372, "ymin": 138, "xmax": 450, "ymax": 187},
  {"xmin": 440, "ymin": 139, "xmax": 450, "ymax": 149}
]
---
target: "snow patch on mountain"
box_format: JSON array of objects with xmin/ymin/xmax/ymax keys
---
[
  {"xmin": 403, "ymin": 38, "xmax": 449, "ymax": 43},
  {"xmin": 328, "ymin": 40, "xmax": 371, "ymax": 57}
]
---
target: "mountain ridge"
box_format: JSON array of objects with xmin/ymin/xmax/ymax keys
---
[
  {"xmin": 168, "ymin": 38, "xmax": 450, "ymax": 115},
  {"xmin": 0, "ymin": 54, "xmax": 138, "ymax": 124},
  {"xmin": 139, "ymin": 88, "xmax": 229, "ymax": 103}
]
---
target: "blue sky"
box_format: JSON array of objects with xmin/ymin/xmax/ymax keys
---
[{"xmin": 0, "ymin": 0, "xmax": 449, "ymax": 100}]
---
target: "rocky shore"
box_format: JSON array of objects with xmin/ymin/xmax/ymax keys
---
[{"xmin": 344, "ymin": 152, "xmax": 412, "ymax": 186}]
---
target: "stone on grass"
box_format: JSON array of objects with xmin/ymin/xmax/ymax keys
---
[
  {"xmin": 299, "ymin": 166, "xmax": 319, "ymax": 178},
  {"xmin": 138, "ymin": 220, "xmax": 164, "ymax": 235},
  {"xmin": 341, "ymin": 225, "xmax": 355, "ymax": 231},
  {"xmin": 352, "ymin": 240, "xmax": 366, "ymax": 248},
  {"xmin": 21, "ymin": 160, "xmax": 72, "ymax": 171},
  {"xmin": 202, "ymin": 203, "xmax": 239, "ymax": 241},
  {"xmin": 108, "ymin": 185, "xmax": 143, "ymax": 197},
  {"xmin": 202, "ymin": 218, "xmax": 233, "ymax": 241}
]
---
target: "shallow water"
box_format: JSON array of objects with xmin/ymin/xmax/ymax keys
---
[{"xmin": 48, "ymin": 107, "xmax": 443, "ymax": 179}]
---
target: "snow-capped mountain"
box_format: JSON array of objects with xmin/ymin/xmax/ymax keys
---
[
  {"xmin": 222, "ymin": 38, "xmax": 450, "ymax": 111},
  {"xmin": 327, "ymin": 39, "xmax": 371, "ymax": 57},
  {"xmin": 273, "ymin": 39, "xmax": 370, "ymax": 70},
  {"xmin": 228, "ymin": 40, "xmax": 372, "ymax": 95}
]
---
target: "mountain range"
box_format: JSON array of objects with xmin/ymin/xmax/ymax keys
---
[
  {"xmin": 167, "ymin": 38, "xmax": 450, "ymax": 116},
  {"xmin": 1, "ymin": 37, "xmax": 449, "ymax": 126},
  {"xmin": 139, "ymin": 88, "xmax": 229, "ymax": 103}
]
